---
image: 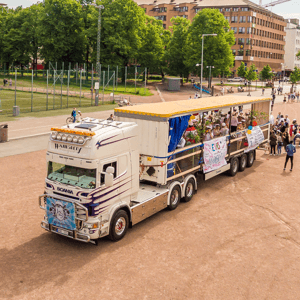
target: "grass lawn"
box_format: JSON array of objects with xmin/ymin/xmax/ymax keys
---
[
  {"xmin": 0, "ymin": 89, "xmax": 116, "ymax": 117},
  {"xmin": 0, "ymin": 73, "xmax": 153, "ymax": 96}
]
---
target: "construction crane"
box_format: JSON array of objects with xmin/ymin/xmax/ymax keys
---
[{"xmin": 259, "ymin": 0, "xmax": 291, "ymax": 8}]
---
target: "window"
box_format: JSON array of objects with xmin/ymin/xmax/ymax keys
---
[
  {"xmin": 246, "ymin": 38, "xmax": 251, "ymax": 45},
  {"xmin": 163, "ymin": 24, "xmax": 166, "ymax": 29},
  {"xmin": 233, "ymin": 7, "xmax": 239, "ymax": 11},
  {"xmin": 225, "ymin": 8, "xmax": 231, "ymax": 11},
  {"xmin": 154, "ymin": 7, "xmax": 167, "ymax": 13},
  {"xmin": 239, "ymin": 16, "xmax": 246, "ymax": 23},
  {"xmin": 231, "ymin": 27, "xmax": 237, "ymax": 34},
  {"xmin": 175, "ymin": 6, "xmax": 188, "ymax": 12},
  {"xmin": 245, "ymin": 50, "xmax": 251, "ymax": 56},
  {"xmin": 247, "ymin": 16, "xmax": 252, "ymax": 23},
  {"xmin": 47, "ymin": 162, "xmax": 96, "ymax": 189},
  {"xmin": 231, "ymin": 16, "xmax": 238, "ymax": 23},
  {"xmin": 238, "ymin": 38, "xmax": 245, "ymax": 44},
  {"xmin": 241, "ymin": 7, "xmax": 249, "ymax": 11},
  {"xmin": 100, "ymin": 161, "xmax": 117, "ymax": 185},
  {"xmin": 155, "ymin": 15, "xmax": 166, "ymax": 21},
  {"xmin": 247, "ymin": 27, "xmax": 251, "ymax": 34},
  {"xmin": 225, "ymin": 16, "xmax": 230, "ymax": 22},
  {"xmin": 239, "ymin": 27, "xmax": 245, "ymax": 34},
  {"xmin": 195, "ymin": 8, "xmax": 201, "ymax": 13},
  {"xmin": 238, "ymin": 50, "xmax": 244, "ymax": 56},
  {"xmin": 232, "ymin": 49, "xmax": 236, "ymax": 56}
]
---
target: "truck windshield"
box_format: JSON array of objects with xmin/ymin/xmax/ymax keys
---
[{"xmin": 47, "ymin": 162, "xmax": 96, "ymax": 189}]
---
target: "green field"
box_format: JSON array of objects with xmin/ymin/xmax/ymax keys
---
[
  {"xmin": 0, "ymin": 89, "xmax": 114, "ymax": 115},
  {"xmin": 0, "ymin": 73, "xmax": 153, "ymax": 96}
]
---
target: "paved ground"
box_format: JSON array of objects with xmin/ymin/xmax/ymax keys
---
[{"xmin": 1, "ymin": 144, "xmax": 300, "ymax": 299}]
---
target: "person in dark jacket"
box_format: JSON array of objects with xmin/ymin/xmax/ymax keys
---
[
  {"xmin": 282, "ymin": 131, "xmax": 289, "ymax": 152},
  {"xmin": 269, "ymin": 132, "xmax": 277, "ymax": 156},
  {"xmin": 284, "ymin": 141, "xmax": 296, "ymax": 171}
]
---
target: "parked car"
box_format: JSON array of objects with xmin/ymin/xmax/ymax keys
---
[{"xmin": 228, "ymin": 77, "xmax": 243, "ymax": 82}]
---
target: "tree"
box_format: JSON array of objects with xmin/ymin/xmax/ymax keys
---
[
  {"xmin": 245, "ymin": 64, "xmax": 258, "ymax": 82},
  {"xmin": 184, "ymin": 9, "xmax": 235, "ymax": 80},
  {"xmin": 38, "ymin": 0, "xmax": 87, "ymax": 65},
  {"xmin": 260, "ymin": 64, "xmax": 274, "ymax": 82},
  {"xmin": 290, "ymin": 67, "xmax": 300, "ymax": 91},
  {"xmin": 138, "ymin": 16, "xmax": 165, "ymax": 79},
  {"xmin": 166, "ymin": 17, "xmax": 191, "ymax": 83},
  {"xmin": 237, "ymin": 61, "xmax": 246, "ymax": 78}
]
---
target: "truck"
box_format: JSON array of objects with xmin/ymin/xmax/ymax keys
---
[{"xmin": 39, "ymin": 95, "xmax": 271, "ymax": 244}]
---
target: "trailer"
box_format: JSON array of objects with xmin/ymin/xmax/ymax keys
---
[{"xmin": 39, "ymin": 96, "xmax": 271, "ymax": 244}]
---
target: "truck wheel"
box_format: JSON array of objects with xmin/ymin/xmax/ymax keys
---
[
  {"xmin": 228, "ymin": 157, "xmax": 239, "ymax": 177},
  {"xmin": 239, "ymin": 154, "xmax": 247, "ymax": 172},
  {"xmin": 247, "ymin": 151, "xmax": 255, "ymax": 168},
  {"xmin": 182, "ymin": 178, "xmax": 195, "ymax": 203},
  {"xmin": 109, "ymin": 210, "xmax": 129, "ymax": 242},
  {"xmin": 168, "ymin": 185, "xmax": 181, "ymax": 210}
]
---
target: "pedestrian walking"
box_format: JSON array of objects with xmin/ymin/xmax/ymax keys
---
[
  {"xmin": 9, "ymin": 78, "xmax": 12, "ymax": 86},
  {"xmin": 277, "ymin": 132, "xmax": 283, "ymax": 155},
  {"xmin": 284, "ymin": 141, "xmax": 296, "ymax": 171},
  {"xmin": 262, "ymin": 87, "xmax": 265, "ymax": 95},
  {"xmin": 71, "ymin": 107, "xmax": 77, "ymax": 123},
  {"xmin": 269, "ymin": 132, "xmax": 277, "ymax": 156}
]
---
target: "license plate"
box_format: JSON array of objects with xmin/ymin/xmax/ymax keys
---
[{"xmin": 56, "ymin": 228, "xmax": 69, "ymax": 236}]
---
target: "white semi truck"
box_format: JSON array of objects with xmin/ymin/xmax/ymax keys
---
[{"xmin": 39, "ymin": 96, "xmax": 271, "ymax": 244}]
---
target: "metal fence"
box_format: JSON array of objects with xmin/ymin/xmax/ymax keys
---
[{"xmin": 0, "ymin": 64, "xmax": 147, "ymax": 115}]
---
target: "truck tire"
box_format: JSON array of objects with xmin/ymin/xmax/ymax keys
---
[
  {"xmin": 239, "ymin": 154, "xmax": 247, "ymax": 172},
  {"xmin": 182, "ymin": 178, "xmax": 195, "ymax": 203},
  {"xmin": 168, "ymin": 185, "xmax": 181, "ymax": 210},
  {"xmin": 109, "ymin": 209, "xmax": 129, "ymax": 242},
  {"xmin": 247, "ymin": 151, "xmax": 255, "ymax": 168},
  {"xmin": 228, "ymin": 157, "xmax": 239, "ymax": 177}
]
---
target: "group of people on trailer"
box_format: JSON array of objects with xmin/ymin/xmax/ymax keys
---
[{"xmin": 177, "ymin": 106, "xmax": 256, "ymax": 149}]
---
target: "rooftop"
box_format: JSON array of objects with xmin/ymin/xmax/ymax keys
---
[{"xmin": 114, "ymin": 96, "xmax": 271, "ymax": 118}]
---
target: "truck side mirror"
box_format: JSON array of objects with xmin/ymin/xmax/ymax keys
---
[
  {"xmin": 105, "ymin": 173, "xmax": 114, "ymax": 187},
  {"xmin": 104, "ymin": 166, "xmax": 114, "ymax": 187}
]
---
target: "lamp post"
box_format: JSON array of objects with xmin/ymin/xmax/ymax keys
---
[
  {"xmin": 206, "ymin": 66, "xmax": 214, "ymax": 89},
  {"xmin": 200, "ymin": 34, "xmax": 217, "ymax": 98},
  {"xmin": 92, "ymin": 1, "xmax": 104, "ymax": 104}
]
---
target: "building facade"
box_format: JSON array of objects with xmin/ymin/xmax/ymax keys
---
[
  {"xmin": 284, "ymin": 19, "xmax": 300, "ymax": 72},
  {"xmin": 135, "ymin": 0, "xmax": 286, "ymax": 74}
]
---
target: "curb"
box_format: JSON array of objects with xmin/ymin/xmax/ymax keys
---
[{"xmin": 9, "ymin": 132, "xmax": 50, "ymax": 141}]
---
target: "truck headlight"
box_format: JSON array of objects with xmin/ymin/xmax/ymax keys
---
[
  {"xmin": 83, "ymin": 223, "xmax": 99, "ymax": 229},
  {"xmin": 62, "ymin": 134, "xmax": 67, "ymax": 141},
  {"xmin": 67, "ymin": 135, "xmax": 73, "ymax": 142},
  {"xmin": 78, "ymin": 137, "xmax": 84, "ymax": 144},
  {"xmin": 51, "ymin": 132, "xmax": 57, "ymax": 139},
  {"xmin": 73, "ymin": 136, "xmax": 78, "ymax": 143},
  {"xmin": 56, "ymin": 133, "xmax": 62, "ymax": 140}
]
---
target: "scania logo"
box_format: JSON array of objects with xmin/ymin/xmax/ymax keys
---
[{"xmin": 57, "ymin": 187, "xmax": 73, "ymax": 194}]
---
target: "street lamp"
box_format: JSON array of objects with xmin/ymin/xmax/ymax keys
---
[
  {"xmin": 206, "ymin": 66, "xmax": 215, "ymax": 89},
  {"xmin": 200, "ymin": 34, "xmax": 217, "ymax": 98},
  {"xmin": 91, "ymin": 1, "xmax": 104, "ymax": 104}
]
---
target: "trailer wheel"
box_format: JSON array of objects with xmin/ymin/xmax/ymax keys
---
[
  {"xmin": 239, "ymin": 154, "xmax": 247, "ymax": 172},
  {"xmin": 182, "ymin": 178, "xmax": 195, "ymax": 203},
  {"xmin": 109, "ymin": 210, "xmax": 129, "ymax": 242},
  {"xmin": 228, "ymin": 157, "xmax": 239, "ymax": 177},
  {"xmin": 168, "ymin": 185, "xmax": 181, "ymax": 210},
  {"xmin": 247, "ymin": 151, "xmax": 255, "ymax": 168}
]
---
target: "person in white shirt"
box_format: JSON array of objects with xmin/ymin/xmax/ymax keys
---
[
  {"xmin": 204, "ymin": 126, "xmax": 214, "ymax": 141},
  {"xmin": 285, "ymin": 115, "xmax": 290, "ymax": 125},
  {"xmin": 220, "ymin": 123, "xmax": 229, "ymax": 136}
]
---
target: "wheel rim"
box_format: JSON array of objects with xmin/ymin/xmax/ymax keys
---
[
  {"xmin": 242, "ymin": 157, "xmax": 246, "ymax": 168},
  {"xmin": 186, "ymin": 182, "xmax": 193, "ymax": 198},
  {"xmin": 115, "ymin": 217, "xmax": 126, "ymax": 236},
  {"xmin": 171, "ymin": 189, "xmax": 179, "ymax": 205},
  {"xmin": 233, "ymin": 160, "xmax": 238, "ymax": 173},
  {"xmin": 249, "ymin": 153, "xmax": 254, "ymax": 164}
]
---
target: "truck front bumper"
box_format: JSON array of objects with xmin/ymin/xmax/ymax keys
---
[{"xmin": 41, "ymin": 221, "xmax": 91, "ymax": 243}]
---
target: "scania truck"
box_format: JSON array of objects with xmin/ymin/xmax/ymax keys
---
[{"xmin": 39, "ymin": 96, "xmax": 271, "ymax": 244}]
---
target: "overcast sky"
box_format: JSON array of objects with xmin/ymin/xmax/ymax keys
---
[{"xmin": 5, "ymin": 0, "xmax": 300, "ymax": 19}]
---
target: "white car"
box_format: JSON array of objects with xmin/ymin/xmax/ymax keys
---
[{"xmin": 227, "ymin": 77, "xmax": 243, "ymax": 82}]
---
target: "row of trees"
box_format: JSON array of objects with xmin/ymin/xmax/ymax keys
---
[{"xmin": 0, "ymin": 0, "xmax": 235, "ymax": 80}]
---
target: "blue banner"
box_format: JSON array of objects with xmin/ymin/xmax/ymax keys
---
[{"xmin": 46, "ymin": 198, "xmax": 76, "ymax": 230}]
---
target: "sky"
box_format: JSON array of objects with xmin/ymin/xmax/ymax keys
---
[{"xmin": 5, "ymin": 0, "xmax": 300, "ymax": 19}]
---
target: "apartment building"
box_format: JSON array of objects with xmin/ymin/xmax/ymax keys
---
[
  {"xmin": 284, "ymin": 19, "xmax": 300, "ymax": 72},
  {"xmin": 135, "ymin": 0, "xmax": 286, "ymax": 73}
]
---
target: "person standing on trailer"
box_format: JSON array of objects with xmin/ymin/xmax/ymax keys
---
[{"xmin": 284, "ymin": 141, "xmax": 296, "ymax": 171}]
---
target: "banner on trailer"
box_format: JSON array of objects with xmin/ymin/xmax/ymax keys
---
[
  {"xmin": 46, "ymin": 198, "xmax": 76, "ymax": 230},
  {"xmin": 203, "ymin": 136, "xmax": 227, "ymax": 173},
  {"xmin": 245, "ymin": 126, "xmax": 264, "ymax": 153}
]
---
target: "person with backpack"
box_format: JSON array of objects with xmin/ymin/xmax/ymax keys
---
[
  {"xmin": 71, "ymin": 108, "xmax": 77, "ymax": 123},
  {"xmin": 284, "ymin": 140, "xmax": 296, "ymax": 171}
]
